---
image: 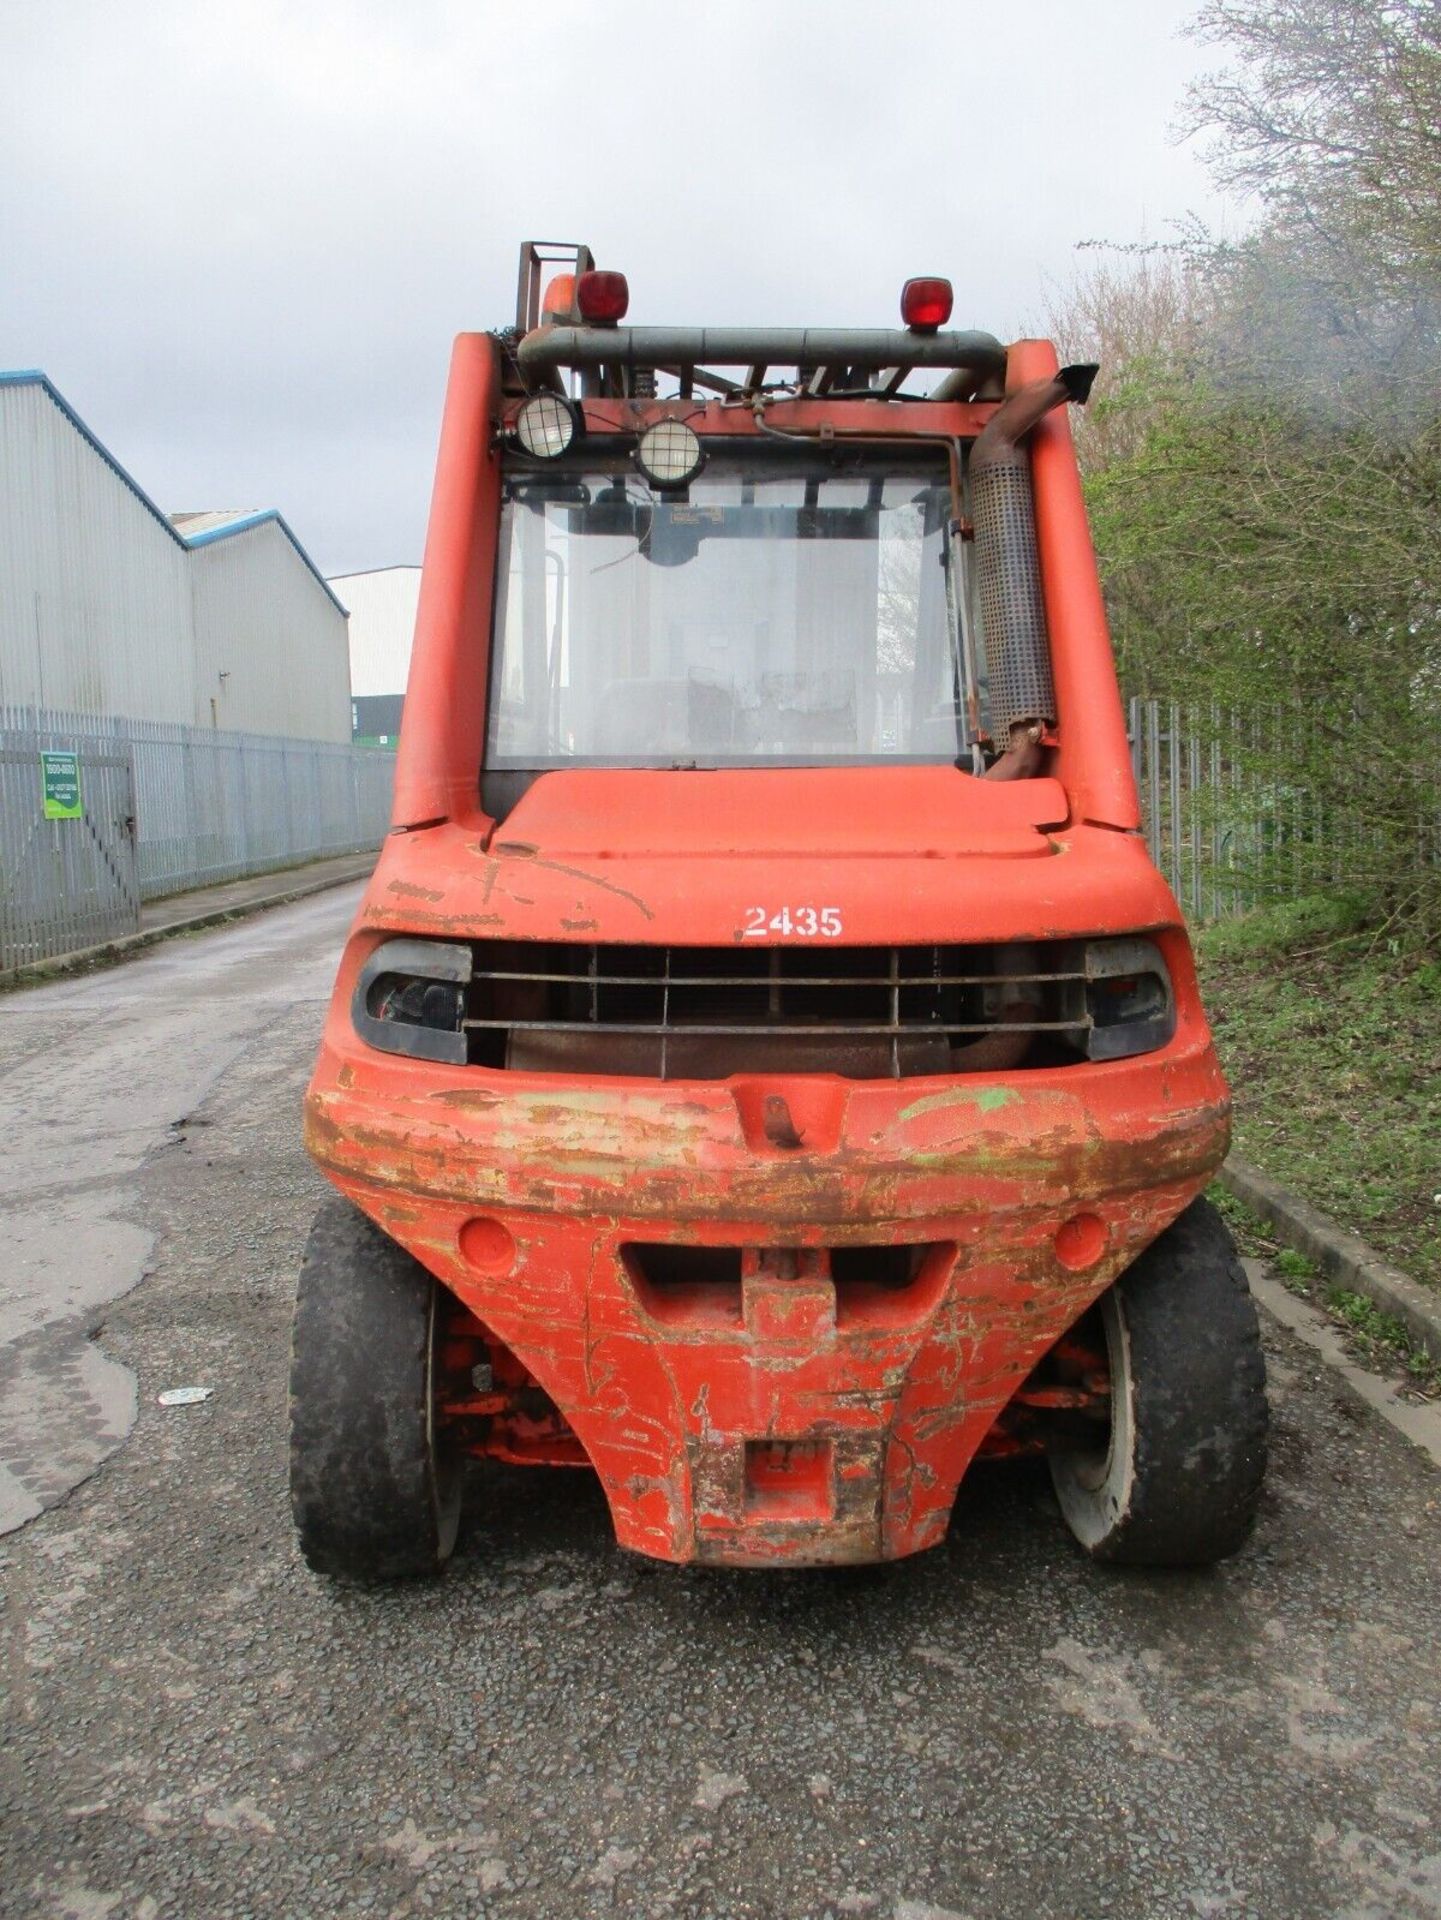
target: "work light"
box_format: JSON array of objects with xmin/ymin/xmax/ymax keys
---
[
  {"xmin": 515, "ymin": 392, "xmax": 580, "ymax": 458},
  {"xmin": 635, "ymin": 419, "xmax": 705, "ymax": 489}
]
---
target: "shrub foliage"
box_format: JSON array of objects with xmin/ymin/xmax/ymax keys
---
[{"xmin": 1053, "ymin": 2, "xmax": 1441, "ymax": 931}]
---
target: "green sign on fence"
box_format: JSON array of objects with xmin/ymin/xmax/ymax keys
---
[{"xmin": 40, "ymin": 749, "xmax": 82, "ymax": 820}]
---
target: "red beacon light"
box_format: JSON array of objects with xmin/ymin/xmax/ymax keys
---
[
  {"xmin": 900, "ymin": 276, "xmax": 953, "ymax": 333},
  {"xmin": 576, "ymin": 270, "xmax": 630, "ymax": 326}
]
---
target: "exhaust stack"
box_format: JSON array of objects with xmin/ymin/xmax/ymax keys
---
[{"xmin": 970, "ymin": 363, "xmax": 1097, "ymax": 758}]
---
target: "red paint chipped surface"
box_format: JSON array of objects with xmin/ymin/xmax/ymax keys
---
[{"xmin": 303, "ymin": 329, "xmax": 1230, "ymax": 1567}]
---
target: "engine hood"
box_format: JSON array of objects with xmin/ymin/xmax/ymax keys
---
[
  {"xmin": 357, "ymin": 765, "xmax": 1183, "ymax": 949},
  {"xmin": 487, "ymin": 766, "xmax": 1067, "ymax": 861}
]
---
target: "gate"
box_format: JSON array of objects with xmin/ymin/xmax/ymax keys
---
[{"xmin": 0, "ymin": 737, "xmax": 141, "ymax": 971}]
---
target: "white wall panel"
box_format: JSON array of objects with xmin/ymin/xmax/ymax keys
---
[
  {"xmin": 189, "ymin": 523, "xmax": 352, "ymax": 742},
  {"xmin": 0, "ymin": 383, "xmax": 195, "ymax": 724},
  {"xmin": 328, "ymin": 566, "xmax": 420, "ymax": 698},
  {"xmin": 1, "ymin": 380, "xmax": 350, "ymax": 743}
]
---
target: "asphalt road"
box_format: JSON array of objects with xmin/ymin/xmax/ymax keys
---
[{"xmin": 2, "ymin": 893, "xmax": 1439, "ymax": 1920}]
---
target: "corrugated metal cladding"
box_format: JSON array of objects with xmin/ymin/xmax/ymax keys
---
[
  {"xmin": 0, "ymin": 380, "xmax": 195, "ymax": 723},
  {"xmin": 0, "ymin": 375, "xmax": 351, "ymax": 742},
  {"xmin": 190, "ymin": 521, "xmax": 352, "ymax": 743},
  {"xmin": 328, "ymin": 566, "xmax": 420, "ymax": 698}
]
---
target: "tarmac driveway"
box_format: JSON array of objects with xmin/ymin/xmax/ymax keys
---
[{"xmin": 1, "ymin": 895, "xmax": 1438, "ymax": 1920}]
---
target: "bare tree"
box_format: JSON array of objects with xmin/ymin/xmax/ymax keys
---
[{"xmin": 1183, "ymin": 1, "xmax": 1441, "ymax": 281}]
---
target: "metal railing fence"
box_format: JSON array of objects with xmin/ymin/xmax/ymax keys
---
[
  {"xmin": 1, "ymin": 703, "xmax": 394, "ymax": 970},
  {"xmin": 1130, "ymin": 698, "xmax": 1257, "ymax": 923},
  {"xmin": 119, "ymin": 718, "xmax": 393, "ymax": 899},
  {"xmin": 1128, "ymin": 696, "xmax": 1441, "ymax": 923},
  {"xmin": 7, "ymin": 695, "xmax": 1430, "ymax": 970}
]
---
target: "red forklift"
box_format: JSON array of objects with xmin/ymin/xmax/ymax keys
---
[{"xmin": 289, "ymin": 243, "xmax": 1267, "ymax": 1577}]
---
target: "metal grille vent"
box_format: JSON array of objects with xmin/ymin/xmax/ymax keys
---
[{"xmin": 462, "ymin": 942, "xmax": 1089, "ymax": 1080}]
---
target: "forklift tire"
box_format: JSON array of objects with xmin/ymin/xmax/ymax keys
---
[
  {"xmin": 1048, "ymin": 1197, "xmax": 1268, "ymax": 1567},
  {"xmin": 289, "ymin": 1194, "xmax": 462, "ymax": 1581}
]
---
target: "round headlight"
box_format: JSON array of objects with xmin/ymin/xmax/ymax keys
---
[
  {"xmin": 635, "ymin": 419, "xmax": 705, "ymax": 489},
  {"xmin": 515, "ymin": 393, "xmax": 579, "ymax": 458}
]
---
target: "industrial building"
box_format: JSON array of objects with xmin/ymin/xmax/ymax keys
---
[
  {"xmin": 328, "ymin": 565, "xmax": 419, "ymax": 743},
  {"xmin": 0, "ymin": 371, "xmax": 351, "ymax": 742}
]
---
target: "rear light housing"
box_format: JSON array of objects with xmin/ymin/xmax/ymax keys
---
[
  {"xmin": 901, "ymin": 276, "xmax": 953, "ymax": 332},
  {"xmin": 353, "ymin": 940, "xmax": 470, "ymax": 1064},
  {"xmin": 576, "ymin": 270, "xmax": 630, "ymax": 325},
  {"xmin": 1078, "ymin": 938, "xmax": 1176, "ymax": 1060}
]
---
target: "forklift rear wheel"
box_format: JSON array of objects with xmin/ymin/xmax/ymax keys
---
[
  {"xmin": 1048, "ymin": 1197, "xmax": 1268, "ymax": 1566},
  {"xmin": 289, "ymin": 1194, "xmax": 462, "ymax": 1580}
]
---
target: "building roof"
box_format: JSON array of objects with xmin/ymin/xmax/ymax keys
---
[
  {"xmin": 174, "ymin": 508, "xmax": 348, "ymax": 614},
  {"xmin": 171, "ymin": 509, "xmax": 261, "ymax": 536},
  {"xmin": 327, "ymin": 563, "xmax": 421, "ymax": 583},
  {"xmin": 1, "ymin": 370, "xmax": 345, "ymax": 617},
  {"xmin": 2, "ymin": 369, "xmax": 183, "ymax": 545}
]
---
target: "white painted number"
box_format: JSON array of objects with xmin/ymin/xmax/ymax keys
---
[{"xmin": 742, "ymin": 906, "xmax": 843, "ymax": 938}]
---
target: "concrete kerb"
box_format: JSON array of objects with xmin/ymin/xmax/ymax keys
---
[
  {"xmin": 0, "ymin": 855, "xmax": 374, "ymax": 990},
  {"xmin": 1221, "ymin": 1154, "xmax": 1441, "ymax": 1366}
]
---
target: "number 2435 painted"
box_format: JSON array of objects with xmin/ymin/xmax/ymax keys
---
[{"xmin": 742, "ymin": 906, "xmax": 843, "ymax": 938}]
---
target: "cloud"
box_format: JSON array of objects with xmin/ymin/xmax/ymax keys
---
[{"xmin": 1, "ymin": 0, "xmax": 1229, "ymax": 573}]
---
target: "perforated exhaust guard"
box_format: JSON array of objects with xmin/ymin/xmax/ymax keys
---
[{"xmin": 970, "ymin": 364, "xmax": 1097, "ymax": 742}]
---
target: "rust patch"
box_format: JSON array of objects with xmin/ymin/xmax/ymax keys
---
[
  {"xmin": 387, "ymin": 879, "xmax": 445, "ymax": 902},
  {"xmin": 303, "ymin": 1103, "xmax": 343, "ymax": 1155}
]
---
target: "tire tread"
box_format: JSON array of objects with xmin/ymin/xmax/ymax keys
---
[
  {"xmin": 1056, "ymin": 1196, "xmax": 1269, "ymax": 1568},
  {"xmin": 288, "ymin": 1193, "xmax": 459, "ymax": 1581}
]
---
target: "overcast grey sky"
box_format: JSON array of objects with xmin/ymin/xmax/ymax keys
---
[{"xmin": 1, "ymin": 0, "xmax": 1238, "ymax": 576}]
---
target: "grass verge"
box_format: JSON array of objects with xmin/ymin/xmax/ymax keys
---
[{"xmin": 1197, "ymin": 894, "xmax": 1441, "ymax": 1290}]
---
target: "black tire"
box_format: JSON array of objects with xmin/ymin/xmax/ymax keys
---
[
  {"xmin": 289, "ymin": 1194, "xmax": 462, "ymax": 1580},
  {"xmin": 1048, "ymin": 1197, "xmax": 1268, "ymax": 1567}
]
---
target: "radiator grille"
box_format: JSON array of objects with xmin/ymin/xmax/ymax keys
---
[{"xmin": 462, "ymin": 941, "xmax": 1090, "ymax": 1079}]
